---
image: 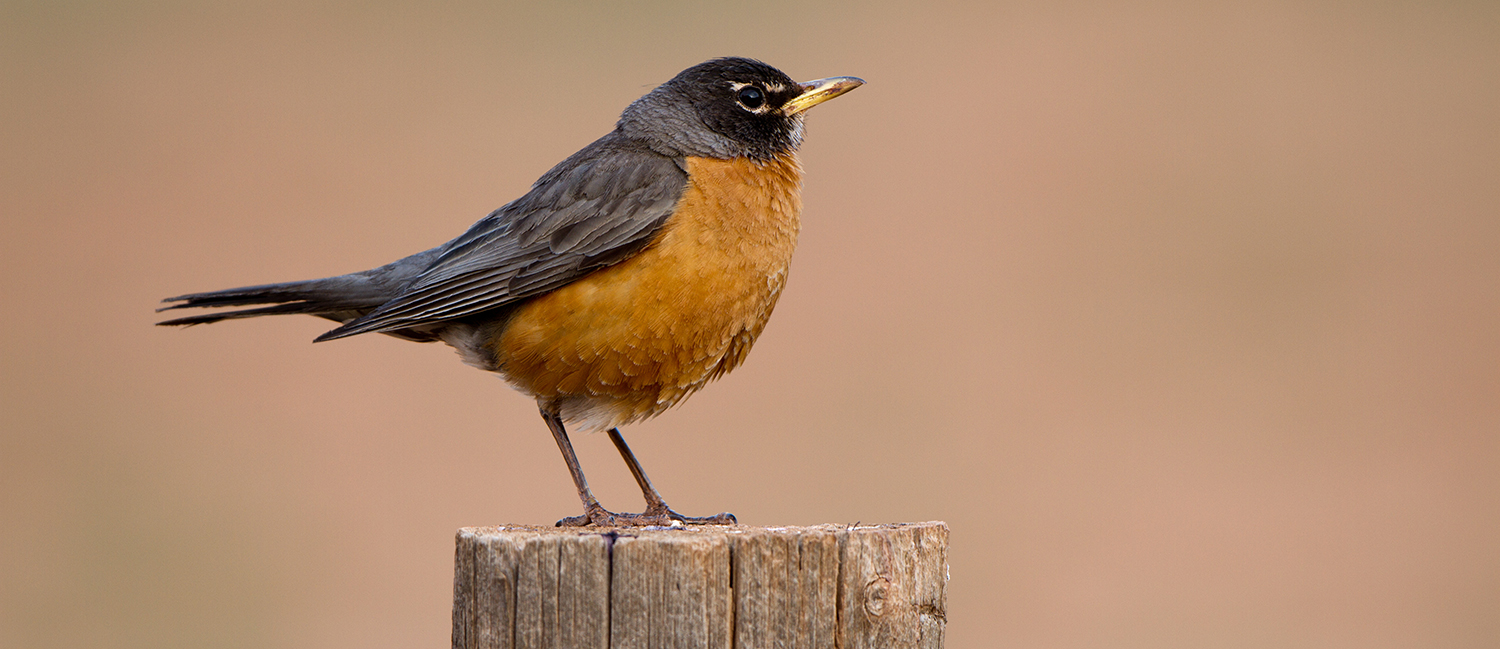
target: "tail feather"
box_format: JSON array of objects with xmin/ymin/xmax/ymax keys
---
[
  {"xmin": 156, "ymin": 276, "xmax": 392, "ymax": 333},
  {"xmin": 158, "ymin": 246, "xmax": 445, "ymax": 338},
  {"xmin": 157, "ymin": 302, "xmax": 345, "ymax": 326},
  {"xmin": 159, "ymin": 279, "xmax": 343, "ymax": 311}
]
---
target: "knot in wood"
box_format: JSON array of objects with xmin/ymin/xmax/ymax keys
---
[{"xmin": 863, "ymin": 575, "xmax": 893, "ymax": 617}]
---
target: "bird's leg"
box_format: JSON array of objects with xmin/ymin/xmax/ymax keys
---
[
  {"xmin": 606, "ymin": 428, "xmax": 737, "ymax": 525},
  {"xmin": 539, "ymin": 407, "xmax": 734, "ymax": 527},
  {"xmin": 540, "ymin": 407, "xmax": 617, "ymax": 527}
]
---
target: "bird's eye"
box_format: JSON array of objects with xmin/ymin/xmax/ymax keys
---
[{"xmin": 736, "ymin": 86, "xmax": 765, "ymax": 110}]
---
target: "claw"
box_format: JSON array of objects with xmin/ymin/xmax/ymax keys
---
[{"xmin": 555, "ymin": 504, "xmax": 736, "ymax": 527}]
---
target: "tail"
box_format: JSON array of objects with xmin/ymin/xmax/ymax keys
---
[
  {"xmin": 159, "ymin": 246, "xmax": 448, "ymax": 339},
  {"xmin": 157, "ymin": 275, "xmax": 395, "ymax": 331}
]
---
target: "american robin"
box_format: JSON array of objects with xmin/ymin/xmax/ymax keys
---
[{"xmin": 158, "ymin": 57, "xmax": 862, "ymax": 527}]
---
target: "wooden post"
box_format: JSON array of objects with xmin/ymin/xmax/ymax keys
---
[{"xmin": 452, "ymin": 522, "xmax": 948, "ymax": 649}]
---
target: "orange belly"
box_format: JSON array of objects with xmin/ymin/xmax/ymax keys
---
[{"xmin": 491, "ymin": 154, "xmax": 804, "ymax": 430}]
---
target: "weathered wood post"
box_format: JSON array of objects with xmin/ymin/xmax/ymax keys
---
[{"xmin": 453, "ymin": 522, "xmax": 948, "ymax": 649}]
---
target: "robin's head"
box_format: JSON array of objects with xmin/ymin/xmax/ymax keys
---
[{"xmin": 619, "ymin": 58, "xmax": 863, "ymax": 160}]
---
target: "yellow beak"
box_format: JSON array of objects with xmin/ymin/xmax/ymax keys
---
[{"xmin": 782, "ymin": 76, "xmax": 865, "ymax": 116}]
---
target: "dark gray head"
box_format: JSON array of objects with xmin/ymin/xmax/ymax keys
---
[{"xmin": 618, "ymin": 57, "xmax": 863, "ymax": 160}]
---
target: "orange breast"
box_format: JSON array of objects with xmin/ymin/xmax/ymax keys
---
[{"xmin": 491, "ymin": 154, "xmax": 804, "ymax": 430}]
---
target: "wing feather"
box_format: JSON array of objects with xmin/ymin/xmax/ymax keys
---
[{"xmin": 314, "ymin": 132, "xmax": 686, "ymax": 342}]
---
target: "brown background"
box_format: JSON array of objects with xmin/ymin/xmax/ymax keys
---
[{"xmin": 3, "ymin": 1, "xmax": 1497, "ymax": 647}]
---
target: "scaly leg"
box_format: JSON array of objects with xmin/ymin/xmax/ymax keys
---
[
  {"xmin": 540, "ymin": 405, "xmax": 736, "ymax": 526},
  {"xmin": 541, "ymin": 406, "xmax": 617, "ymax": 527},
  {"xmin": 606, "ymin": 427, "xmax": 736, "ymax": 525}
]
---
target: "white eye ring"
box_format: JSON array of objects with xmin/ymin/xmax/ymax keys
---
[{"xmin": 730, "ymin": 82, "xmax": 769, "ymax": 113}]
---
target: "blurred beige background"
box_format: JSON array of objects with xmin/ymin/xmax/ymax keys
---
[{"xmin": 3, "ymin": 1, "xmax": 1497, "ymax": 647}]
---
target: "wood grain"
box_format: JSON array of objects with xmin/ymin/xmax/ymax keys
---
[{"xmin": 453, "ymin": 522, "xmax": 947, "ymax": 649}]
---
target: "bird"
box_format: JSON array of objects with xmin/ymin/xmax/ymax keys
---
[{"xmin": 158, "ymin": 57, "xmax": 863, "ymax": 527}]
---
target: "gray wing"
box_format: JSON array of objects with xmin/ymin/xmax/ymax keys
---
[{"xmin": 315, "ymin": 132, "xmax": 687, "ymax": 342}]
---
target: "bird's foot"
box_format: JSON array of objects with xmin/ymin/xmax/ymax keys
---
[
  {"xmin": 555, "ymin": 503, "xmax": 736, "ymax": 527},
  {"xmin": 647, "ymin": 503, "xmax": 737, "ymax": 526}
]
